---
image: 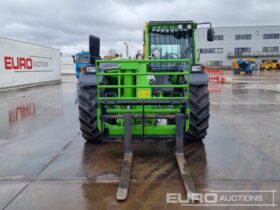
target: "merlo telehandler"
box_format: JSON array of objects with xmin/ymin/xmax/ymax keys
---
[{"xmin": 78, "ymin": 21, "xmax": 214, "ymax": 200}]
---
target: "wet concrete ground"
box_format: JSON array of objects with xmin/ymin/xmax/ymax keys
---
[{"xmin": 0, "ymin": 72, "xmax": 279, "ymax": 210}]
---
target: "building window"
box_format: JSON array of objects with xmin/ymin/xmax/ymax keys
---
[
  {"xmin": 207, "ymin": 61, "xmax": 223, "ymax": 66},
  {"xmin": 235, "ymin": 34, "xmax": 252, "ymax": 40},
  {"xmin": 200, "ymin": 48, "xmax": 223, "ymax": 53},
  {"xmin": 263, "ymin": 34, "xmax": 280, "ymax": 39},
  {"xmin": 234, "ymin": 47, "xmax": 251, "ymax": 55},
  {"xmin": 214, "ymin": 35, "xmax": 223, "ymax": 40},
  {"xmin": 263, "ymin": 47, "xmax": 279, "ymax": 52}
]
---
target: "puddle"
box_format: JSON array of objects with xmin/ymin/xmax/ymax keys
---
[
  {"xmin": 8, "ymin": 103, "xmax": 36, "ymax": 125},
  {"xmin": 208, "ymin": 83, "xmax": 225, "ymax": 94},
  {"xmin": 0, "ymin": 86, "xmax": 64, "ymax": 140},
  {"xmin": 232, "ymin": 88, "xmax": 279, "ymax": 96},
  {"xmin": 96, "ymin": 173, "xmax": 119, "ymax": 183}
]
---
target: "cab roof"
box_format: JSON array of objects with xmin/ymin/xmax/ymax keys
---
[
  {"xmin": 147, "ymin": 21, "xmax": 197, "ymax": 29},
  {"xmin": 148, "ymin": 21, "xmax": 195, "ymax": 25}
]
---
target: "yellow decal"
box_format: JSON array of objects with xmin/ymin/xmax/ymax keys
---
[{"xmin": 137, "ymin": 90, "xmax": 150, "ymax": 98}]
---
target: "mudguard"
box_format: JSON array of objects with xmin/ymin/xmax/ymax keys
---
[
  {"xmin": 188, "ymin": 72, "xmax": 209, "ymax": 86},
  {"xmin": 79, "ymin": 73, "xmax": 103, "ymax": 87},
  {"xmin": 80, "ymin": 69, "xmax": 208, "ymax": 87}
]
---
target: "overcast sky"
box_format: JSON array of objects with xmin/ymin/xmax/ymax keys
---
[{"xmin": 1, "ymin": 0, "xmax": 279, "ymax": 56}]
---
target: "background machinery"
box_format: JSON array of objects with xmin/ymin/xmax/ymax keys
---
[
  {"xmin": 78, "ymin": 21, "xmax": 214, "ymax": 200},
  {"xmin": 260, "ymin": 60, "xmax": 280, "ymax": 71},
  {"xmin": 232, "ymin": 58, "xmax": 257, "ymax": 75},
  {"xmin": 72, "ymin": 51, "xmax": 91, "ymax": 79}
]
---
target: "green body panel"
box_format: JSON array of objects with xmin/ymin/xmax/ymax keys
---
[
  {"xmin": 106, "ymin": 108, "xmax": 180, "ymax": 114},
  {"xmin": 107, "ymin": 124, "xmax": 176, "ymax": 136},
  {"xmin": 95, "ymin": 21, "xmax": 200, "ymax": 137},
  {"xmin": 192, "ymin": 30, "xmax": 199, "ymax": 64}
]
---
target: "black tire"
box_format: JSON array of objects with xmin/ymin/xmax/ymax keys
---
[
  {"xmin": 186, "ymin": 85, "xmax": 210, "ymax": 142},
  {"xmin": 79, "ymin": 85, "xmax": 102, "ymax": 143}
]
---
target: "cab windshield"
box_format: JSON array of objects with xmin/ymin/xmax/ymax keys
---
[
  {"xmin": 149, "ymin": 28, "xmax": 193, "ymax": 70},
  {"xmin": 76, "ymin": 55, "xmax": 90, "ymax": 64},
  {"xmin": 150, "ymin": 29, "xmax": 193, "ymax": 59}
]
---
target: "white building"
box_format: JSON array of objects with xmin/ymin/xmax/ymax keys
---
[{"xmin": 196, "ymin": 25, "xmax": 280, "ymax": 67}]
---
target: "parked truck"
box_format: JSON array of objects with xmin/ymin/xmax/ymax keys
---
[
  {"xmin": 78, "ymin": 21, "xmax": 214, "ymax": 200},
  {"xmin": 72, "ymin": 51, "xmax": 92, "ymax": 79}
]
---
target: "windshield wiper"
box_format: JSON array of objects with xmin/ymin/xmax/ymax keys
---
[{"xmin": 172, "ymin": 46, "xmax": 192, "ymax": 71}]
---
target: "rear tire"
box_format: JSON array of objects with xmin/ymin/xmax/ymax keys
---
[
  {"xmin": 79, "ymin": 85, "xmax": 102, "ymax": 143},
  {"xmin": 186, "ymin": 85, "xmax": 210, "ymax": 142}
]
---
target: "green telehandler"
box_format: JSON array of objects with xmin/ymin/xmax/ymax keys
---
[{"xmin": 78, "ymin": 21, "xmax": 214, "ymax": 200}]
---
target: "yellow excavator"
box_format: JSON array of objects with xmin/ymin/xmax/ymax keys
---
[{"xmin": 260, "ymin": 60, "xmax": 280, "ymax": 71}]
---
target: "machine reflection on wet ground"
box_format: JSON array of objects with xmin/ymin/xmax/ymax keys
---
[{"xmin": 0, "ymin": 73, "xmax": 279, "ymax": 209}]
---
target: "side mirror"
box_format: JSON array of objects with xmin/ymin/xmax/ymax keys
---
[
  {"xmin": 89, "ymin": 35, "xmax": 100, "ymax": 65},
  {"xmin": 72, "ymin": 55, "xmax": 76, "ymax": 63},
  {"xmin": 207, "ymin": 28, "xmax": 214, "ymax": 41}
]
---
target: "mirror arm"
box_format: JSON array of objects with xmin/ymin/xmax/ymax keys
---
[
  {"xmin": 197, "ymin": 22, "xmax": 212, "ymax": 29},
  {"xmin": 72, "ymin": 55, "xmax": 76, "ymax": 63}
]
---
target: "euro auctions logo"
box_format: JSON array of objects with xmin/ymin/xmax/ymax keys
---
[
  {"xmin": 4, "ymin": 56, "xmax": 33, "ymax": 70},
  {"xmin": 166, "ymin": 190, "xmax": 278, "ymax": 207},
  {"xmin": 3, "ymin": 56, "xmax": 51, "ymax": 72}
]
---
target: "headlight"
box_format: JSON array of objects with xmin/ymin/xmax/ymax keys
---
[
  {"xmin": 80, "ymin": 66, "xmax": 86, "ymax": 73},
  {"xmin": 191, "ymin": 65, "xmax": 203, "ymax": 72}
]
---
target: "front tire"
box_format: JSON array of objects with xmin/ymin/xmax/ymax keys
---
[
  {"xmin": 79, "ymin": 85, "xmax": 102, "ymax": 143},
  {"xmin": 186, "ymin": 85, "xmax": 210, "ymax": 142}
]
